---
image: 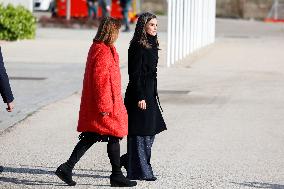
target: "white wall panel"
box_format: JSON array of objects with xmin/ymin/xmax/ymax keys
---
[{"xmin": 167, "ymin": 0, "xmax": 216, "ymax": 66}]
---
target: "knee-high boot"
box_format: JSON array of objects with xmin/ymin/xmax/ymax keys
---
[
  {"xmin": 107, "ymin": 138, "xmax": 137, "ymax": 187},
  {"xmin": 55, "ymin": 135, "xmax": 95, "ymax": 186}
]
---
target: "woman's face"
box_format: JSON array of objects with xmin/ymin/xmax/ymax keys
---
[
  {"xmin": 109, "ymin": 29, "xmax": 119, "ymax": 45},
  {"xmin": 113, "ymin": 30, "xmax": 119, "ymax": 43},
  {"xmin": 145, "ymin": 18, "xmax": 158, "ymax": 36}
]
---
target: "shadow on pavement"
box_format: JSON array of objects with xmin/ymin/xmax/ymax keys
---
[
  {"xmin": 0, "ymin": 166, "xmax": 112, "ymax": 186},
  {"xmin": 232, "ymin": 182, "xmax": 284, "ymax": 189},
  {"xmin": 2, "ymin": 166, "xmax": 108, "ymax": 177},
  {"xmin": 0, "ymin": 166, "xmax": 110, "ymax": 179},
  {"xmin": 20, "ymin": 164, "xmax": 111, "ymax": 173},
  {"xmin": 0, "ymin": 176, "xmax": 109, "ymax": 187},
  {"xmin": 0, "ymin": 177, "xmax": 62, "ymax": 186}
]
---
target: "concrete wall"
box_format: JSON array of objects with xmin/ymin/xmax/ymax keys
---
[
  {"xmin": 0, "ymin": 0, "xmax": 33, "ymax": 12},
  {"xmin": 216, "ymin": 0, "xmax": 273, "ymax": 20}
]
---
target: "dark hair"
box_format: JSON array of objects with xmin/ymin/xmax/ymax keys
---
[
  {"xmin": 130, "ymin": 12, "xmax": 159, "ymax": 48},
  {"xmin": 94, "ymin": 17, "xmax": 122, "ymax": 45}
]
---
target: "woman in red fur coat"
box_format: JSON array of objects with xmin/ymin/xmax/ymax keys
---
[{"xmin": 55, "ymin": 17, "xmax": 136, "ymax": 187}]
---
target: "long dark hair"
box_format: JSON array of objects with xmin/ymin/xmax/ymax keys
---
[{"xmin": 130, "ymin": 12, "xmax": 159, "ymax": 49}]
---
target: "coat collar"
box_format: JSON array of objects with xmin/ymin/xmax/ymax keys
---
[{"xmin": 94, "ymin": 42, "xmax": 119, "ymax": 64}]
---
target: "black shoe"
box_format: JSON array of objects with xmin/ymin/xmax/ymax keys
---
[
  {"xmin": 120, "ymin": 155, "xmax": 128, "ymax": 171},
  {"xmin": 0, "ymin": 166, "xmax": 3, "ymax": 173},
  {"xmin": 145, "ymin": 176, "xmax": 157, "ymax": 181},
  {"xmin": 55, "ymin": 163, "xmax": 76, "ymax": 186},
  {"xmin": 110, "ymin": 173, "xmax": 137, "ymax": 187}
]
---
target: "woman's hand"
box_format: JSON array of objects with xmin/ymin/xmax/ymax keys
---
[
  {"xmin": 138, "ymin": 100, "xmax": 146, "ymax": 110},
  {"xmin": 6, "ymin": 102, "xmax": 14, "ymax": 112},
  {"xmin": 101, "ymin": 112, "xmax": 110, "ymax": 116}
]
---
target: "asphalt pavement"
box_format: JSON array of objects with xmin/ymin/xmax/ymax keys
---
[{"xmin": 0, "ymin": 18, "xmax": 284, "ymax": 188}]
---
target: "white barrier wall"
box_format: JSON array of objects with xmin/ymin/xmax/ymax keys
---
[
  {"xmin": 167, "ymin": 0, "xmax": 216, "ymax": 67},
  {"xmin": 0, "ymin": 0, "xmax": 33, "ymax": 12}
]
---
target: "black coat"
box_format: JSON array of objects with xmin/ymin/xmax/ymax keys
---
[
  {"xmin": 0, "ymin": 47, "xmax": 14, "ymax": 103},
  {"xmin": 124, "ymin": 43, "xmax": 167, "ymax": 136}
]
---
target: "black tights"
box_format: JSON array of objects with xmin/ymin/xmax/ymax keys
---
[{"xmin": 66, "ymin": 135, "xmax": 121, "ymax": 175}]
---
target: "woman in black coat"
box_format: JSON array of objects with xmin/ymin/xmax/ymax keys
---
[{"xmin": 121, "ymin": 12, "xmax": 167, "ymax": 181}]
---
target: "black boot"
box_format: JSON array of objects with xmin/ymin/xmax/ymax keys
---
[
  {"xmin": 0, "ymin": 166, "xmax": 3, "ymax": 173},
  {"xmin": 107, "ymin": 138, "xmax": 137, "ymax": 187},
  {"xmin": 55, "ymin": 163, "xmax": 76, "ymax": 186},
  {"xmin": 55, "ymin": 134, "xmax": 95, "ymax": 186}
]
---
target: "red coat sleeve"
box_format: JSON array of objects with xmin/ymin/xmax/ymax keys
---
[{"xmin": 92, "ymin": 47, "xmax": 113, "ymax": 113}]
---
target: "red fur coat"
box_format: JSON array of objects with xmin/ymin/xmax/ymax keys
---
[{"xmin": 77, "ymin": 42, "xmax": 128, "ymax": 137}]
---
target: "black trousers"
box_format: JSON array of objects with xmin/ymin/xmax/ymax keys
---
[
  {"xmin": 122, "ymin": 135, "xmax": 155, "ymax": 179},
  {"xmin": 65, "ymin": 133, "xmax": 122, "ymax": 175}
]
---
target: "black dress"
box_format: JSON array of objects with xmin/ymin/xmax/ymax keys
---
[{"xmin": 122, "ymin": 34, "xmax": 167, "ymax": 180}]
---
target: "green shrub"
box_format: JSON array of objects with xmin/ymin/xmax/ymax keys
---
[{"xmin": 0, "ymin": 3, "xmax": 36, "ymax": 41}]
